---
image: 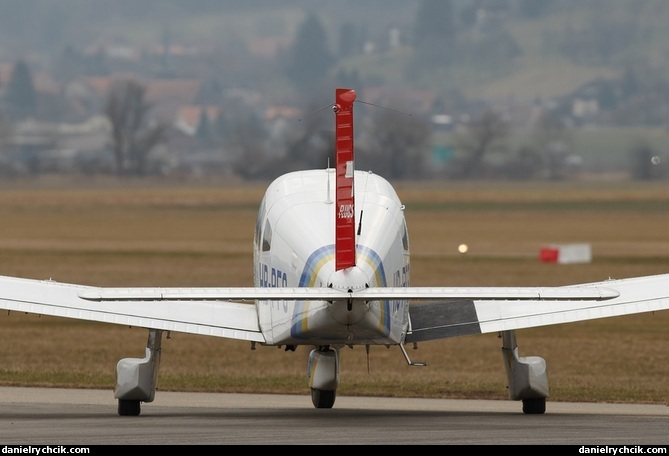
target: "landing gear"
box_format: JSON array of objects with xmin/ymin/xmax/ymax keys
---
[
  {"xmin": 311, "ymin": 388, "xmax": 336, "ymax": 409},
  {"xmin": 522, "ymin": 397, "xmax": 547, "ymax": 415},
  {"xmin": 307, "ymin": 346, "xmax": 339, "ymax": 409},
  {"xmin": 114, "ymin": 329, "xmax": 163, "ymax": 416},
  {"xmin": 501, "ymin": 330, "xmax": 549, "ymax": 415},
  {"xmin": 118, "ymin": 399, "xmax": 141, "ymax": 416}
]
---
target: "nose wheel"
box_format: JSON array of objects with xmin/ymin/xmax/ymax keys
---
[
  {"xmin": 311, "ymin": 388, "xmax": 336, "ymax": 409},
  {"xmin": 308, "ymin": 347, "xmax": 340, "ymax": 408},
  {"xmin": 522, "ymin": 397, "xmax": 546, "ymax": 414},
  {"xmin": 118, "ymin": 399, "xmax": 141, "ymax": 416}
]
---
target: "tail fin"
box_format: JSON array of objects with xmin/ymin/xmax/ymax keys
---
[{"xmin": 334, "ymin": 88, "xmax": 357, "ymax": 270}]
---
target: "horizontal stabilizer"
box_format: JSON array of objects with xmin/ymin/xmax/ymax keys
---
[{"xmin": 77, "ymin": 285, "xmax": 619, "ymax": 302}]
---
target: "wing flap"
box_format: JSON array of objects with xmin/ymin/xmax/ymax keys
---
[{"xmin": 407, "ymin": 300, "xmax": 481, "ymax": 341}]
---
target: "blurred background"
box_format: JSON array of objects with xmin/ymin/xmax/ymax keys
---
[{"xmin": 0, "ymin": 0, "xmax": 667, "ymax": 182}]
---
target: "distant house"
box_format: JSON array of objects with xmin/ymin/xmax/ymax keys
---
[{"xmin": 3, "ymin": 116, "xmax": 111, "ymax": 175}]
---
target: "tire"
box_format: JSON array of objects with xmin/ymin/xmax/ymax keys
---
[
  {"xmin": 522, "ymin": 397, "xmax": 546, "ymax": 414},
  {"xmin": 311, "ymin": 388, "xmax": 336, "ymax": 409},
  {"xmin": 118, "ymin": 399, "xmax": 141, "ymax": 416}
]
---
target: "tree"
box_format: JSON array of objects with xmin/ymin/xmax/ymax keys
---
[
  {"xmin": 454, "ymin": 109, "xmax": 509, "ymax": 178},
  {"xmin": 359, "ymin": 109, "xmax": 432, "ymax": 180},
  {"xmin": 285, "ymin": 13, "xmax": 334, "ymax": 89},
  {"xmin": 228, "ymin": 110, "xmax": 269, "ymax": 179},
  {"xmin": 503, "ymin": 145, "xmax": 544, "ymax": 180},
  {"xmin": 196, "ymin": 108, "xmax": 212, "ymax": 143},
  {"xmin": 530, "ymin": 109, "xmax": 571, "ymax": 180},
  {"xmin": 630, "ymin": 142, "xmax": 663, "ymax": 181},
  {"xmin": 104, "ymin": 78, "xmax": 166, "ymax": 176},
  {"xmin": 283, "ymin": 100, "xmax": 332, "ymax": 171},
  {"xmin": 0, "ymin": 108, "xmax": 12, "ymax": 152},
  {"xmin": 4, "ymin": 60, "xmax": 38, "ymax": 120}
]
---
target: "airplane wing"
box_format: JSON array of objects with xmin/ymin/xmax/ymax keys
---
[
  {"xmin": 1, "ymin": 273, "xmax": 668, "ymax": 345},
  {"xmin": 0, "ymin": 275, "xmax": 266, "ymax": 342},
  {"xmin": 404, "ymin": 273, "xmax": 669, "ymax": 342}
]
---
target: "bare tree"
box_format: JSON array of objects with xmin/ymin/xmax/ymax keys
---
[
  {"xmin": 283, "ymin": 99, "xmax": 333, "ymax": 171},
  {"xmin": 530, "ymin": 109, "xmax": 571, "ymax": 180},
  {"xmin": 360, "ymin": 109, "xmax": 432, "ymax": 180},
  {"xmin": 0, "ymin": 109, "xmax": 12, "ymax": 150},
  {"xmin": 0, "ymin": 109, "xmax": 15, "ymax": 175},
  {"xmin": 4, "ymin": 59, "xmax": 37, "ymax": 120},
  {"xmin": 229, "ymin": 113, "xmax": 269, "ymax": 179},
  {"xmin": 104, "ymin": 78, "xmax": 166, "ymax": 176},
  {"xmin": 630, "ymin": 142, "xmax": 663, "ymax": 181},
  {"xmin": 454, "ymin": 109, "xmax": 509, "ymax": 178}
]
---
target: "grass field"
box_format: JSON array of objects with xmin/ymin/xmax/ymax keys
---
[{"xmin": 0, "ymin": 177, "xmax": 668, "ymax": 405}]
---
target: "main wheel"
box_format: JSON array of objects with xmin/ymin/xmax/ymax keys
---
[
  {"xmin": 311, "ymin": 388, "xmax": 336, "ymax": 409},
  {"xmin": 522, "ymin": 397, "xmax": 546, "ymax": 414},
  {"xmin": 118, "ymin": 399, "xmax": 141, "ymax": 416}
]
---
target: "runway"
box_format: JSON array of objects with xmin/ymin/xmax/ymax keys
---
[{"xmin": 0, "ymin": 387, "xmax": 668, "ymax": 445}]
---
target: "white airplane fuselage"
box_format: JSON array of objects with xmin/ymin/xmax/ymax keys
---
[{"xmin": 254, "ymin": 168, "xmax": 410, "ymax": 347}]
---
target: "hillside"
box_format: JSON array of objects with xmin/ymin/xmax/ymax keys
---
[
  {"xmin": 2, "ymin": 1, "xmax": 669, "ymax": 104},
  {"xmin": 1, "ymin": 1, "xmax": 668, "ymax": 179}
]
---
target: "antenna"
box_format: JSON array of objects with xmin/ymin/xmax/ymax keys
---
[{"xmin": 326, "ymin": 158, "xmax": 332, "ymax": 204}]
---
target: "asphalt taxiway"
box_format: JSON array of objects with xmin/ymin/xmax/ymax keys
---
[{"xmin": 0, "ymin": 387, "xmax": 667, "ymax": 445}]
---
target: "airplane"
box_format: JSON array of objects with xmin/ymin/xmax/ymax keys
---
[{"xmin": 1, "ymin": 87, "xmax": 668, "ymax": 417}]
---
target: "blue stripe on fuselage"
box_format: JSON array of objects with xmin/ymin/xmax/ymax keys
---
[{"xmin": 291, "ymin": 245, "xmax": 390, "ymax": 339}]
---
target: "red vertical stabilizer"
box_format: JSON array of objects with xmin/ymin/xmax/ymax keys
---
[{"xmin": 334, "ymin": 88, "xmax": 357, "ymax": 270}]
